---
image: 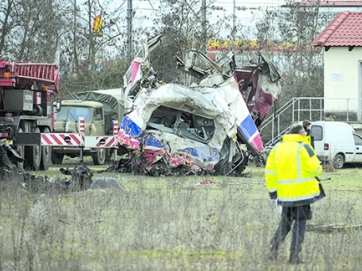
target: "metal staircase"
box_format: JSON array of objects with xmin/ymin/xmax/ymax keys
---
[
  {"xmin": 260, "ymin": 96, "xmax": 362, "ymax": 150},
  {"xmin": 260, "ymin": 97, "xmax": 326, "ymax": 149}
]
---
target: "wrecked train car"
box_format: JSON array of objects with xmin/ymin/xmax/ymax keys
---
[{"xmin": 116, "ymin": 35, "xmax": 281, "ymax": 176}]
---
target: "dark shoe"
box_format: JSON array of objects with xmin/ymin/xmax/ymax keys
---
[{"xmin": 289, "ymin": 254, "xmax": 306, "ymax": 264}]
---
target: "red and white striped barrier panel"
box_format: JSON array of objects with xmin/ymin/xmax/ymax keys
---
[
  {"xmin": 79, "ymin": 116, "xmax": 85, "ymax": 134},
  {"xmin": 41, "ymin": 133, "xmax": 84, "ymax": 146},
  {"xmin": 84, "ymin": 136, "xmax": 117, "ymax": 148},
  {"xmin": 113, "ymin": 120, "xmax": 118, "ymax": 136},
  {"xmin": 83, "ymin": 120, "xmax": 119, "ymax": 148},
  {"xmin": 40, "ymin": 118, "xmax": 119, "ymax": 148},
  {"xmin": 40, "ymin": 116, "xmax": 119, "ymax": 163},
  {"xmin": 40, "ymin": 117, "xmax": 85, "ymax": 147}
]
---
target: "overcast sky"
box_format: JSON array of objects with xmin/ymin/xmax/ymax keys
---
[
  {"xmin": 131, "ymin": 0, "xmax": 287, "ymax": 24},
  {"xmin": 121, "ymin": 0, "xmax": 288, "ymax": 40},
  {"xmin": 211, "ymin": 0, "xmax": 286, "ymax": 11},
  {"xmin": 133, "ymin": 0, "xmax": 287, "ymax": 13}
]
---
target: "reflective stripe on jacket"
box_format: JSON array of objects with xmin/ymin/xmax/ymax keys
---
[{"xmin": 265, "ymin": 134, "xmax": 323, "ymax": 207}]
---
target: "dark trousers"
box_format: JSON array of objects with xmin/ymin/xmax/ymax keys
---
[{"xmin": 271, "ymin": 205, "xmax": 310, "ymax": 255}]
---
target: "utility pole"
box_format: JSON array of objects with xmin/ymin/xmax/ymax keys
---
[
  {"xmin": 73, "ymin": 0, "xmax": 79, "ymax": 76},
  {"xmin": 127, "ymin": 0, "xmax": 133, "ymax": 60},
  {"xmin": 202, "ymin": 0, "xmax": 206, "ymax": 53},
  {"xmin": 232, "ymin": 0, "xmax": 235, "ymax": 50}
]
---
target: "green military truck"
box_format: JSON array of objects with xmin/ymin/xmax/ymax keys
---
[{"xmin": 52, "ymin": 89, "xmax": 124, "ymax": 165}]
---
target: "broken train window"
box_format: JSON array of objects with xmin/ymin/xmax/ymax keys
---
[{"xmin": 147, "ymin": 106, "xmax": 215, "ymax": 143}]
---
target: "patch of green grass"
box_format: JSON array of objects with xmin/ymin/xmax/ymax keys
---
[{"xmin": 1, "ymin": 163, "xmax": 362, "ymax": 270}]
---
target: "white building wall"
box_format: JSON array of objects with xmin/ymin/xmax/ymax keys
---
[{"xmin": 324, "ymin": 46, "xmax": 362, "ymax": 112}]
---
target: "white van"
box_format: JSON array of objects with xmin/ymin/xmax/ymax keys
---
[{"xmin": 310, "ymin": 121, "xmax": 362, "ymax": 169}]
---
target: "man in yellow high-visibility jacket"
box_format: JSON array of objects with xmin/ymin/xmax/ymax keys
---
[{"xmin": 265, "ymin": 124, "xmax": 324, "ymax": 264}]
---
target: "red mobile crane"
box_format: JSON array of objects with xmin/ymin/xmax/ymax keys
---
[{"xmin": 0, "ymin": 59, "xmax": 59, "ymax": 170}]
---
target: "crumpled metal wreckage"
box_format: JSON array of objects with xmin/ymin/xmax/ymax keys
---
[
  {"xmin": 0, "ymin": 138, "xmax": 24, "ymax": 175},
  {"xmin": 0, "ymin": 139, "xmax": 123, "ymax": 192},
  {"xmin": 0, "ymin": 33, "xmax": 281, "ymax": 187},
  {"xmin": 115, "ymin": 34, "xmax": 281, "ymax": 176}
]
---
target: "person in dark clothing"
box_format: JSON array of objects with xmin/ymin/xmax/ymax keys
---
[
  {"xmin": 302, "ymin": 120, "xmax": 315, "ymax": 148},
  {"xmin": 303, "ymin": 120, "xmax": 311, "ymax": 136},
  {"xmin": 265, "ymin": 124, "xmax": 324, "ymax": 264}
]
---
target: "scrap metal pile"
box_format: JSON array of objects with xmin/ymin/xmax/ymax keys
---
[{"xmin": 115, "ymin": 34, "xmax": 281, "ymax": 176}]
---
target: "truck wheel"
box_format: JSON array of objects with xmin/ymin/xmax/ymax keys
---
[
  {"xmin": 16, "ymin": 127, "xmax": 25, "ymax": 171},
  {"xmin": 51, "ymin": 152, "xmax": 64, "ymax": 164},
  {"xmin": 40, "ymin": 127, "xmax": 51, "ymax": 170},
  {"xmin": 333, "ymin": 153, "xmax": 344, "ymax": 169},
  {"xmin": 92, "ymin": 149, "xmax": 106, "ymax": 165},
  {"xmin": 25, "ymin": 127, "xmax": 41, "ymax": 170}
]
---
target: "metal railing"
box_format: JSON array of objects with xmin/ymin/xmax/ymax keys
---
[{"xmin": 260, "ymin": 97, "xmax": 362, "ymax": 149}]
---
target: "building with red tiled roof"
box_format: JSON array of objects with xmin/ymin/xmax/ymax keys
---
[
  {"xmin": 311, "ymin": 10, "xmax": 362, "ymax": 120},
  {"xmin": 311, "ymin": 11, "xmax": 362, "ymax": 47}
]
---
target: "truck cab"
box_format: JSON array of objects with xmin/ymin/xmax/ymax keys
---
[{"xmin": 52, "ymin": 100, "xmax": 108, "ymax": 165}]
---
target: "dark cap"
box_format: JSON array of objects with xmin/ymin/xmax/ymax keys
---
[
  {"xmin": 290, "ymin": 124, "xmax": 304, "ymax": 134},
  {"xmin": 303, "ymin": 120, "xmax": 311, "ymax": 127}
]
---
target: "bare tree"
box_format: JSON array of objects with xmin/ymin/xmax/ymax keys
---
[
  {"xmin": 274, "ymin": 1, "xmax": 324, "ymax": 99},
  {"xmin": 236, "ymin": 0, "xmax": 325, "ymax": 129},
  {"xmin": 0, "ymin": 0, "xmax": 19, "ymax": 58},
  {"xmin": 142, "ymin": 0, "xmax": 228, "ymax": 84},
  {"xmin": 251, "ymin": 1, "xmax": 325, "ymax": 138},
  {"xmin": 5, "ymin": 0, "xmax": 65, "ymax": 62},
  {"xmin": 59, "ymin": 0, "xmax": 128, "ymax": 92},
  {"xmin": 0, "ymin": 0, "xmax": 129, "ymax": 91}
]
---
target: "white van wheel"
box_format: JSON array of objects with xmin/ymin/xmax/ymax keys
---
[{"xmin": 333, "ymin": 154, "xmax": 344, "ymax": 169}]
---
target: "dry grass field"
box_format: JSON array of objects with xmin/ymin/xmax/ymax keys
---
[{"xmin": 1, "ymin": 157, "xmax": 362, "ymax": 271}]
